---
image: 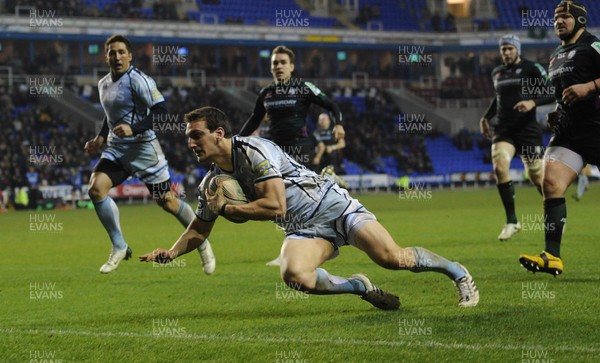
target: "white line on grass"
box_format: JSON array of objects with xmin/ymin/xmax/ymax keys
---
[{"xmin": 1, "ymin": 327, "xmax": 599, "ymax": 354}]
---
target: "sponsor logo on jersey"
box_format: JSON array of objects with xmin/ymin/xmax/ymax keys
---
[
  {"xmin": 567, "ymin": 50, "xmax": 576, "ymax": 59},
  {"xmin": 534, "ymin": 63, "xmax": 549, "ymax": 79},
  {"xmin": 256, "ymin": 160, "xmax": 272, "ymax": 176},
  {"xmin": 304, "ymin": 81, "xmax": 321, "ymax": 96},
  {"xmin": 592, "ymin": 41, "xmax": 600, "ymax": 55},
  {"xmin": 151, "ymin": 87, "xmax": 162, "ymax": 101}
]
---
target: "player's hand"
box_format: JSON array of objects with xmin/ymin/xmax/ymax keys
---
[
  {"xmin": 333, "ymin": 125, "xmax": 345, "ymax": 142},
  {"xmin": 514, "ymin": 100, "xmax": 535, "ymax": 113},
  {"xmin": 562, "ymin": 83, "xmax": 594, "ymax": 106},
  {"xmin": 84, "ymin": 136, "xmax": 104, "ymax": 155},
  {"xmin": 312, "ymin": 156, "xmax": 321, "ymax": 166},
  {"xmin": 139, "ymin": 248, "xmax": 176, "ymax": 263},
  {"xmin": 205, "ymin": 180, "xmax": 226, "ymax": 215},
  {"xmin": 479, "ymin": 117, "xmax": 492, "ymax": 140},
  {"xmin": 113, "ymin": 124, "xmax": 133, "ymax": 138},
  {"xmin": 326, "ymin": 145, "xmax": 335, "ymax": 154}
]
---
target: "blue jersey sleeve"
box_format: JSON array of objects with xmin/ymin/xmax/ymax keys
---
[{"xmin": 131, "ymin": 70, "xmax": 164, "ymax": 109}]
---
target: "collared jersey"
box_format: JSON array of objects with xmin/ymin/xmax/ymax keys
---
[
  {"xmin": 242, "ymin": 79, "xmax": 341, "ymax": 146},
  {"xmin": 485, "ymin": 58, "xmax": 552, "ymax": 127},
  {"xmin": 195, "ymin": 136, "xmax": 335, "ymax": 225},
  {"xmin": 548, "ymin": 30, "xmax": 600, "ymax": 130},
  {"xmin": 98, "ymin": 65, "xmax": 164, "ymax": 144}
]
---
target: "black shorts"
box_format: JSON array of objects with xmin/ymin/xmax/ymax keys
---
[
  {"xmin": 93, "ymin": 158, "xmax": 172, "ymax": 198},
  {"xmin": 548, "ymin": 128, "xmax": 600, "ymax": 165},
  {"xmin": 492, "ymin": 121, "xmax": 543, "ymax": 157}
]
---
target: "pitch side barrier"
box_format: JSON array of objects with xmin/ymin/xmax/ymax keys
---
[
  {"xmin": 33, "ymin": 182, "xmax": 185, "ymax": 204},
  {"xmin": 22, "ymin": 170, "xmax": 529, "ymax": 206},
  {"xmin": 341, "ymin": 170, "xmax": 531, "ymax": 192}
]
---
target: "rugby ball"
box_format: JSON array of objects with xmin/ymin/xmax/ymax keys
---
[{"xmin": 208, "ymin": 174, "xmax": 249, "ymax": 223}]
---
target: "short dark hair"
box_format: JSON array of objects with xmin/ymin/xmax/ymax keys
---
[
  {"xmin": 184, "ymin": 107, "xmax": 233, "ymax": 137},
  {"xmin": 272, "ymin": 45, "xmax": 295, "ymax": 64},
  {"xmin": 105, "ymin": 34, "xmax": 131, "ymax": 54}
]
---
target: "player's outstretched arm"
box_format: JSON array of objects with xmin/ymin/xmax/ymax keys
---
[{"xmin": 139, "ymin": 217, "xmax": 215, "ymax": 263}]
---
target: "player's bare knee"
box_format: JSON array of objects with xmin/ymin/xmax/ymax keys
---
[
  {"xmin": 542, "ymin": 176, "xmax": 566, "ymax": 197},
  {"xmin": 526, "ymin": 160, "xmax": 544, "ymax": 185},
  {"xmin": 372, "ymin": 248, "xmax": 401, "ymax": 270},
  {"xmin": 492, "ymin": 149, "xmax": 511, "ymax": 179},
  {"xmin": 282, "ymin": 269, "xmax": 314, "ymax": 290},
  {"xmin": 492, "ymin": 162, "xmax": 509, "ymax": 180},
  {"xmin": 87, "ymin": 184, "xmax": 105, "ymax": 202}
]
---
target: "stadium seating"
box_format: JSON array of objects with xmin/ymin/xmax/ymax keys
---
[
  {"xmin": 426, "ymin": 132, "xmax": 552, "ymax": 175},
  {"xmin": 356, "ymin": 0, "xmax": 426, "ymax": 31},
  {"xmin": 188, "ymin": 0, "xmax": 337, "ymax": 27},
  {"xmin": 187, "ymin": 0, "xmax": 431, "ymax": 30},
  {"xmin": 486, "ymin": 0, "xmax": 600, "ymax": 30}
]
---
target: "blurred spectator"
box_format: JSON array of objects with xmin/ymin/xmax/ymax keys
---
[
  {"xmin": 445, "ymin": 12, "xmax": 456, "ymax": 32},
  {"xmin": 453, "ymin": 128, "xmax": 474, "ymax": 151},
  {"xmin": 431, "ymin": 12, "xmax": 442, "ymax": 32}
]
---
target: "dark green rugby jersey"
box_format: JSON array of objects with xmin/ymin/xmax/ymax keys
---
[
  {"xmin": 484, "ymin": 58, "xmax": 554, "ymax": 127},
  {"xmin": 548, "ymin": 30, "xmax": 600, "ymax": 130},
  {"xmin": 239, "ymin": 78, "xmax": 342, "ymax": 146}
]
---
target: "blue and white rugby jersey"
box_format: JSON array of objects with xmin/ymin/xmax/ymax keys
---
[
  {"xmin": 98, "ymin": 65, "xmax": 164, "ymax": 144},
  {"xmin": 196, "ymin": 136, "xmax": 336, "ymax": 223}
]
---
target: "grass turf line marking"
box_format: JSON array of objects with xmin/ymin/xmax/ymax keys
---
[{"xmin": 1, "ymin": 327, "xmax": 599, "ymax": 354}]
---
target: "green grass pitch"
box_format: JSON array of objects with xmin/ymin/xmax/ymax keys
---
[{"xmin": 1, "ymin": 185, "xmax": 599, "ymax": 362}]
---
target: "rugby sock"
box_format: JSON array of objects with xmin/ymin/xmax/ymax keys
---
[
  {"xmin": 577, "ymin": 175, "xmax": 589, "ymax": 199},
  {"xmin": 93, "ymin": 196, "xmax": 127, "ymax": 251},
  {"xmin": 409, "ymin": 247, "xmax": 466, "ymax": 280},
  {"xmin": 497, "ymin": 181, "xmax": 518, "ymax": 224},
  {"xmin": 312, "ymin": 268, "xmax": 367, "ymax": 295},
  {"xmin": 544, "ymin": 198, "xmax": 566, "ymax": 258},
  {"xmin": 174, "ymin": 200, "xmax": 195, "ymax": 227}
]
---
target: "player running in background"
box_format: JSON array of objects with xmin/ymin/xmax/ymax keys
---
[
  {"xmin": 520, "ymin": 1, "xmax": 600, "ymax": 275},
  {"xmin": 140, "ymin": 107, "xmax": 479, "ymax": 309},
  {"xmin": 239, "ymin": 45, "xmax": 346, "ymax": 266},
  {"xmin": 84, "ymin": 34, "xmax": 215, "ymax": 274},
  {"xmin": 479, "ymin": 34, "xmax": 554, "ymax": 241},
  {"xmin": 572, "ymin": 164, "xmax": 599, "ymax": 201},
  {"xmin": 239, "ymin": 45, "xmax": 344, "ymax": 169},
  {"xmin": 312, "ymin": 113, "xmax": 348, "ymax": 188}
]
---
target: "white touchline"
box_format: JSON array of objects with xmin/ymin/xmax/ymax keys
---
[{"xmin": 1, "ymin": 328, "xmax": 599, "ymax": 354}]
